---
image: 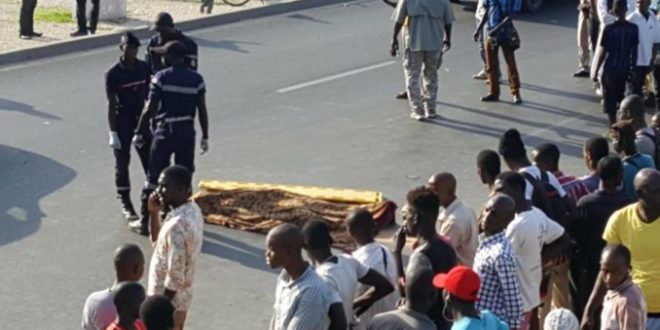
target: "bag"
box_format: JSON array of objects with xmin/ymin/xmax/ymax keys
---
[
  {"xmin": 521, "ymin": 171, "xmax": 571, "ymax": 229},
  {"xmin": 489, "ymin": 0, "xmax": 521, "ymax": 51},
  {"xmin": 637, "ymin": 128, "xmax": 660, "ymax": 169}
]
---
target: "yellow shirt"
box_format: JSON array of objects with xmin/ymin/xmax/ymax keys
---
[{"xmin": 603, "ymin": 203, "xmax": 660, "ymax": 313}]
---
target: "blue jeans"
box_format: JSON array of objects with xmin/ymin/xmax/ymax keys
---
[{"xmin": 648, "ymin": 317, "xmax": 660, "ymax": 330}]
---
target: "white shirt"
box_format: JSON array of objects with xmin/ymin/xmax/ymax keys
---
[
  {"xmin": 519, "ymin": 165, "xmax": 567, "ymax": 201},
  {"xmin": 352, "ymin": 243, "xmax": 400, "ymax": 330},
  {"xmin": 81, "ymin": 288, "xmax": 116, "ymax": 330},
  {"xmin": 597, "ymin": 0, "xmax": 635, "ymax": 25},
  {"xmin": 627, "ymin": 10, "xmax": 660, "ymax": 66},
  {"xmin": 505, "ymin": 207, "xmax": 565, "ymax": 312},
  {"xmin": 436, "ymin": 198, "xmax": 478, "ymax": 267},
  {"xmin": 316, "ymin": 254, "xmax": 370, "ymax": 323}
]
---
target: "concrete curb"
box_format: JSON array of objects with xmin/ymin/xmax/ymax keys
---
[{"xmin": 0, "ymin": 0, "xmax": 355, "ymax": 67}]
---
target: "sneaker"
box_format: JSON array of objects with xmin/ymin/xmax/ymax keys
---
[
  {"xmin": 573, "ymin": 69, "xmax": 589, "ymax": 78},
  {"xmin": 410, "ymin": 113, "xmax": 424, "ymax": 121},
  {"xmin": 121, "ymin": 204, "xmax": 139, "ymax": 221},
  {"xmin": 472, "ymin": 70, "xmax": 487, "ymax": 80},
  {"xmin": 426, "ymin": 113, "xmax": 438, "ymax": 119},
  {"xmin": 513, "ymin": 95, "xmax": 523, "ymax": 104},
  {"xmin": 396, "ymin": 91, "xmax": 408, "ymax": 100},
  {"xmin": 128, "ymin": 219, "xmax": 148, "ymax": 236},
  {"xmin": 480, "ymin": 94, "xmax": 499, "ymax": 102},
  {"xmin": 70, "ymin": 30, "xmax": 88, "ymax": 37}
]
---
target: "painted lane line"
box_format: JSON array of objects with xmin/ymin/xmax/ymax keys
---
[{"xmin": 276, "ymin": 60, "xmax": 396, "ymax": 93}]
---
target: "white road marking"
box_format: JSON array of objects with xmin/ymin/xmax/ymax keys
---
[{"xmin": 276, "ymin": 60, "xmax": 396, "ymax": 93}]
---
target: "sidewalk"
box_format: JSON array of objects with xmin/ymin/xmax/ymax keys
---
[{"xmin": 0, "ymin": 0, "xmax": 291, "ymax": 53}]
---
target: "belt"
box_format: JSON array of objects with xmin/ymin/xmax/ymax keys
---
[{"xmin": 160, "ymin": 115, "xmax": 193, "ymax": 124}]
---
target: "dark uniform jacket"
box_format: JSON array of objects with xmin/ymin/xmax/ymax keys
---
[{"xmin": 146, "ymin": 30, "xmax": 198, "ymax": 73}]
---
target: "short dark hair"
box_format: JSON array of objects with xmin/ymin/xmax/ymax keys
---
[
  {"xmin": 301, "ymin": 218, "xmax": 333, "ymax": 250},
  {"xmin": 495, "ymin": 171, "xmax": 526, "ymax": 193},
  {"xmin": 597, "ymin": 156, "xmax": 623, "ymax": 183},
  {"xmin": 346, "ymin": 208, "xmax": 374, "ymax": 233},
  {"xmin": 533, "ymin": 143, "xmax": 561, "ymax": 168},
  {"xmin": 162, "ymin": 165, "xmax": 192, "ymax": 189},
  {"xmin": 406, "ymin": 186, "xmax": 440, "ymax": 216},
  {"xmin": 604, "ymin": 244, "xmax": 632, "ymax": 265},
  {"xmin": 585, "ymin": 137, "xmax": 609, "ymax": 164},
  {"xmin": 498, "ymin": 129, "xmax": 527, "ymax": 160},
  {"xmin": 477, "ymin": 150, "xmax": 501, "ymax": 178},
  {"xmin": 140, "ymin": 294, "xmax": 175, "ymax": 330},
  {"xmin": 113, "ymin": 282, "xmax": 145, "ymax": 311}
]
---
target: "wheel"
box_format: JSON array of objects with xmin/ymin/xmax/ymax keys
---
[
  {"xmin": 523, "ymin": 0, "xmax": 543, "ymax": 12},
  {"xmin": 223, "ymin": 0, "xmax": 251, "ymax": 6}
]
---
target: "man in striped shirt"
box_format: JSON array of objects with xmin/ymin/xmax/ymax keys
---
[
  {"xmin": 473, "ymin": 194, "xmax": 523, "ymax": 329},
  {"xmin": 533, "ymin": 143, "xmax": 591, "ymax": 205},
  {"xmin": 592, "ymin": 0, "xmax": 639, "ymax": 125}
]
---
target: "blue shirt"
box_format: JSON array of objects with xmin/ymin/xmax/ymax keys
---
[
  {"xmin": 601, "ymin": 20, "xmax": 639, "ymax": 71},
  {"xmin": 149, "ymin": 64, "xmax": 205, "ymax": 123},
  {"xmin": 622, "ymin": 153, "xmax": 656, "ymax": 198},
  {"xmin": 452, "ymin": 311, "xmax": 510, "ymax": 330},
  {"xmin": 484, "ymin": 0, "xmax": 521, "ymax": 29}
]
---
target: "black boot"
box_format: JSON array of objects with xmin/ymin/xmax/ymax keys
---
[
  {"xmin": 129, "ymin": 191, "xmax": 150, "ymax": 236},
  {"xmin": 119, "ymin": 191, "xmax": 139, "ymax": 221}
]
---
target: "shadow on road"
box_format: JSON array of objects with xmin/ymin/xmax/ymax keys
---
[
  {"xmin": 193, "ymin": 38, "xmax": 262, "ymax": 54},
  {"xmin": 0, "ymin": 145, "xmax": 76, "ymax": 247},
  {"xmin": 0, "ymin": 97, "xmax": 62, "ymax": 121},
  {"xmin": 286, "ymin": 13, "xmax": 331, "ymax": 24},
  {"xmin": 202, "ymin": 230, "xmax": 277, "ymax": 274}
]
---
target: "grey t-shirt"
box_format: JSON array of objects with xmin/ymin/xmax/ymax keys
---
[
  {"xmin": 393, "ymin": 0, "xmax": 455, "ymax": 51},
  {"xmin": 81, "ymin": 288, "xmax": 116, "ymax": 330},
  {"xmin": 367, "ymin": 306, "xmax": 437, "ymax": 330},
  {"xmin": 636, "ymin": 127, "xmax": 657, "ymax": 159}
]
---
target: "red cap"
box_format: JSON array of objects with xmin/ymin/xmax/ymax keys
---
[{"xmin": 432, "ymin": 266, "xmax": 481, "ymax": 302}]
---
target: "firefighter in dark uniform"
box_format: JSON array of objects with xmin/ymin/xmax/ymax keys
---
[
  {"xmin": 146, "ymin": 12, "xmax": 199, "ymax": 73},
  {"xmin": 105, "ymin": 32, "xmax": 152, "ymax": 221},
  {"xmin": 130, "ymin": 41, "xmax": 209, "ymax": 235}
]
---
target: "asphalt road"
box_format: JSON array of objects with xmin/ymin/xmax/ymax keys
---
[{"xmin": 0, "ymin": 0, "xmax": 606, "ymax": 328}]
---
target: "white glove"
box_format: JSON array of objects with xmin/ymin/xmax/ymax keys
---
[
  {"xmin": 200, "ymin": 138, "xmax": 209, "ymax": 155},
  {"xmin": 109, "ymin": 131, "xmax": 121, "ymax": 149},
  {"xmin": 132, "ymin": 134, "xmax": 145, "ymax": 149}
]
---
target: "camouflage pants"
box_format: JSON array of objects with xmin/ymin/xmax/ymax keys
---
[{"xmin": 403, "ymin": 49, "xmax": 442, "ymax": 116}]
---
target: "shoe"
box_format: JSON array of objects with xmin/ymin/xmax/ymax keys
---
[
  {"xmin": 31, "ymin": 32, "xmax": 42, "ymax": 37},
  {"xmin": 128, "ymin": 219, "xmax": 149, "ymax": 236},
  {"xmin": 595, "ymin": 88, "xmax": 603, "ymax": 97},
  {"xmin": 19, "ymin": 34, "xmax": 32, "ymax": 40},
  {"xmin": 480, "ymin": 94, "xmax": 499, "ymax": 102},
  {"xmin": 70, "ymin": 30, "xmax": 88, "ymax": 37},
  {"xmin": 426, "ymin": 113, "xmax": 438, "ymax": 119},
  {"xmin": 573, "ymin": 69, "xmax": 589, "ymax": 78},
  {"xmin": 121, "ymin": 204, "xmax": 139, "ymax": 221},
  {"xmin": 396, "ymin": 91, "xmax": 408, "ymax": 100},
  {"xmin": 472, "ymin": 70, "xmax": 487, "ymax": 80},
  {"xmin": 410, "ymin": 113, "xmax": 424, "ymax": 121},
  {"xmin": 513, "ymin": 95, "xmax": 522, "ymax": 104},
  {"xmin": 88, "ymin": 29, "xmax": 96, "ymax": 35}
]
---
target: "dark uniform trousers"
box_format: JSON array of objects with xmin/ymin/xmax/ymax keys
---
[
  {"xmin": 75, "ymin": 0, "xmax": 100, "ymax": 32},
  {"xmin": 602, "ymin": 69, "xmax": 629, "ymax": 123},
  {"xmin": 19, "ymin": 0, "xmax": 38, "ymax": 35},
  {"xmin": 115, "ymin": 115, "xmax": 151, "ymax": 197},
  {"xmin": 140, "ymin": 121, "xmax": 195, "ymax": 224}
]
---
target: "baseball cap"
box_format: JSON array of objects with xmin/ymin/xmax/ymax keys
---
[
  {"xmin": 119, "ymin": 32, "xmax": 140, "ymax": 47},
  {"xmin": 544, "ymin": 308, "xmax": 579, "ymax": 330},
  {"xmin": 432, "ymin": 266, "xmax": 480, "ymax": 302},
  {"xmin": 151, "ymin": 12, "xmax": 174, "ymax": 31}
]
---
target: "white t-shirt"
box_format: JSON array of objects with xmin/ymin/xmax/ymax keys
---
[
  {"xmin": 505, "ymin": 207, "xmax": 565, "ymax": 312},
  {"xmin": 627, "ymin": 10, "xmax": 660, "ymax": 66},
  {"xmin": 81, "ymin": 288, "xmax": 116, "ymax": 330},
  {"xmin": 597, "ymin": 0, "xmax": 635, "ymax": 25},
  {"xmin": 519, "ymin": 166, "xmax": 567, "ymax": 201},
  {"xmin": 316, "ymin": 254, "xmax": 370, "ymax": 324},
  {"xmin": 352, "ymin": 243, "xmax": 400, "ymax": 330}
]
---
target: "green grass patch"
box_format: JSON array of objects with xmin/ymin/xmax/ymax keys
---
[{"xmin": 34, "ymin": 8, "xmax": 73, "ymax": 24}]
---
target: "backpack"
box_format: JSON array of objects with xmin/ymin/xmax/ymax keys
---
[
  {"xmin": 637, "ymin": 128, "xmax": 660, "ymax": 169},
  {"xmin": 521, "ymin": 171, "xmax": 571, "ymax": 230}
]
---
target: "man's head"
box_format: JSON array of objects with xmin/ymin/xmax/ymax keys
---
[
  {"xmin": 428, "ymin": 173, "xmax": 457, "ymax": 207},
  {"xmin": 301, "ymin": 218, "xmax": 333, "ymax": 255},
  {"xmin": 597, "ymin": 156, "xmax": 625, "ymax": 188},
  {"xmin": 346, "ymin": 208, "xmax": 376, "ymax": 246},
  {"xmin": 493, "ymin": 172, "xmax": 527, "ymax": 206},
  {"xmin": 634, "ymin": 168, "xmax": 660, "ymax": 208},
  {"xmin": 113, "ymin": 282, "xmax": 146, "ymax": 321},
  {"xmin": 140, "ymin": 294, "xmax": 175, "ymax": 330},
  {"xmin": 498, "ymin": 129, "xmax": 528, "ymax": 169},
  {"xmin": 119, "ymin": 32, "xmax": 140, "ymax": 60},
  {"xmin": 114, "ymin": 244, "xmax": 145, "ymax": 282},
  {"xmin": 610, "ymin": 121, "xmax": 637, "ymax": 155},
  {"xmin": 403, "ymin": 263, "xmax": 436, "ymax": 313},
  {"xmin": 652, "ymin": 113, "xmax": 660, "ymax": 129},
  {"xmin": 156, "ymin": 165, "xmax": 192, "ymax": 210},
  {"xmin": 584, "ymin": 136, "xmax": 610, "ymax": 171},
  {"xmin": 637, "ymin": 0, "xmax": 651, "ymax": 13},
  {"xmin": 433, "ymin": 266, "xmax": 481, "ymax": 319},
  {"xmin": 532, "ymin": 143, "xmax": 561, "ymax": 173},
  {"xmin": 403, "ymin": 186, "xmax": 440, "ymax": 236},
  {"xmin": 600, "ymin": 244, "xmax": 632, "ymax": 290},
  {"xmin": 151, "ymin": 12, "xmax": 175, "ymax": 37},
  {"xmin": 619, "ymin": 95, "xmax": 646, "ymax": 122},
  {"xmin": 479, "ymin": 194, "xmax": 516, "ymax": 235},
  {"xmin": 613, "ymin": 0, "xmax": 629, "ymax": 18},
  {"xmin": 265, "ymin": 223, "xmax": 304, "ymax": 269},
  {"xmin": 158, "ymin": 40, "xmax": 187, "ymax": 66},
  {"xmin": 476, "ymin": 149, "xmax": 501, "ymax": 186}
]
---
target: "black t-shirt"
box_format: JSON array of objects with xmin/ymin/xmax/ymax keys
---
[
  {"xmin": 410, "ymin": 237, "xmax": 457, "ymax": 330},
  {"xmin": 105, "ymin": 59, "xmax": 151, "ymax": 117}
]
